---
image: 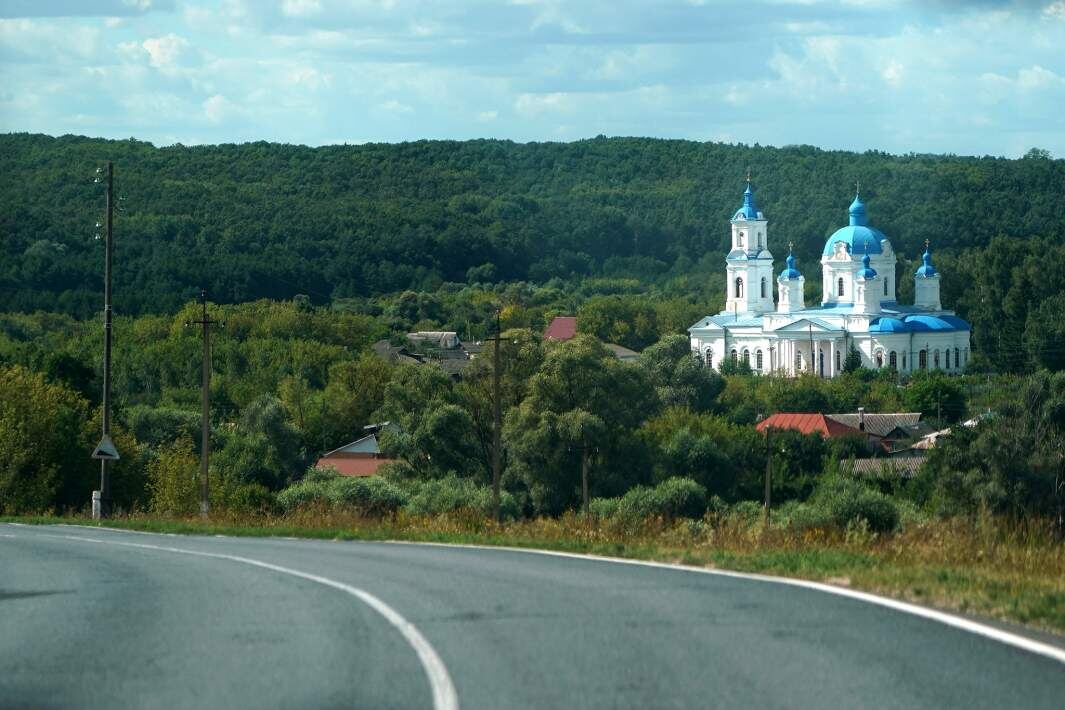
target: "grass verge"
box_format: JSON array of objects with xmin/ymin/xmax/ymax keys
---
[{"xmin": 4, "ymin": 511, "xmax": 1063, "ymax": 636}]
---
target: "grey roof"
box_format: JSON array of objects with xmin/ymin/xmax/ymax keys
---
[
  {"xmin": 706, "ymin": 314, "xmax": 765, "ymax": 328},
  {"xmin": 827, "ymin": 412, "xmax": 923, "ymax": 438},
  {"xmin": 839, "ymin": 455, "xmax": 926, "ymax": 479},
  {"xmin": 322, "ymin": 434, "xmax": 380, "ymax": 457},
  {"xmin": 605, "ymin": 343, "xmax": 641, "ymax": 360}
]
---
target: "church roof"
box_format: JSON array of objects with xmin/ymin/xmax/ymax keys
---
[
  {"xmin": 732, "ymin": 180, "xmax": 763, "ymax": 221},
  {"xmin": 868, "ymin": 314, "xmax": 971, "ymax": 333},
  {"xmin": 823, "ymin": 193, "xmax": 889, "ymax": 256},
  {"xmin": 915, "ymin": 246, "xmax": 938, "ymax": 277},
  {"xmin": 856, "ymin": 254, "xmax": 878, "ymax": 279},
  {"xmin": 779, "ymin": 252, "xmax": 801, "ymax": 280}
]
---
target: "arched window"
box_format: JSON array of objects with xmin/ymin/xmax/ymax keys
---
[
  {"xmin": 889, "ymin": 351, "xmax": 897, "ymax": 370},
  {"xmin": 760, "ymin": 277, "xmax": 767, "ymax": 298},
  {"xmin": 919, "ymin": 349, "xmax": 928, "ymax": 369},
  {"xmin": 955, "ymin": 347, "xmax": 960, "ymax": 369},
  {"xmin": 742, "ymin": 349, "xmax": 750, "ymax": 365},
  {"xmin": 757, "ymin": 232, "xmax": 762, "ymax": 249},
  {"xmin": 934, "ymin": 350, "xmax": 940, "ymax": 368},
  {"xmin": 884, "ymin": 279, "xmax": 889, "ymax": 296},
  {"xmin": 735, "ymin": 277, "xmax": 744, "ymax": 298},
  {"xmin": 731, "ymin": 349, "xmax": 738, "ymax": 364},
  {"xmin": 795, "ymin": 350, "xmax": 802, "ymax": 372},
  {"xmin": 945, "ymin": 349, "xmax": 951, "ymax": 369},
  {"xmin": 756, "ymin": 349, "xmax": 763, "ymax": 370},
  {"xmin": 902, "ymin": 352, "xmax": 907, "ymax": 369},
  {"xmin": 819, "ymin": 349, "xmax": 825, "ymax": 376},
  {"xmin": 835, "ymin": 349, "xmax": 841, "ymax": 372},
  {"xmin": 705, "ymin": 349, "xmax": 713, "ymax": 368},
  {"xmin": 837, "ymin": 277, "xmax": 845, "ymax": 297},
  {"xmin": 875, "ymin": 351, "xmax": 884, "ymax": 368}
]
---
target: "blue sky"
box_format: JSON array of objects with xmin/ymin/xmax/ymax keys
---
[{"xmin": 2, "ymin": 0, "xmax": 1064, "ymax": 156}]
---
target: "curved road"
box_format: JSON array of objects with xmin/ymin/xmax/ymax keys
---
[{"xmin": 2, "ymin": 523, "xmax": 1062, "ymax": 709}]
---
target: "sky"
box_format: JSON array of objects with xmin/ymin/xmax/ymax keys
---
[{"xmin": 1, "ymin": 0, "xmax": 1064, "ymax": 157}]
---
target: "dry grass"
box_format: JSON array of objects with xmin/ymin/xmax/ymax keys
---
[{"xmin": 6, "ymin": 510, "xmax": 1064, "ymax": 635}]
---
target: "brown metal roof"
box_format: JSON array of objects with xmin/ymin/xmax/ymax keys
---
[
  {"xmin": 314, "ymin": 457, "xmax": 396, "ymax": 477},
  {"xmin": 543, "ymin": 316, "xmax": 577, "ymax": 341},
  {"xmin": 756, "ymin": 413, "xmax": 864, "ymax": 438}
]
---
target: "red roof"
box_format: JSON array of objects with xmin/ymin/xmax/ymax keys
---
[
  {"xmin": 314, "ymin": 457, "xmax": 395, "ymax": 477},
  {"xmin": 544, "ymin": 316, "xmax": 577, "ymax": 341},
  {"xmin": 756, "ymin": 413, "xmax": 863, "ymax": 438}
]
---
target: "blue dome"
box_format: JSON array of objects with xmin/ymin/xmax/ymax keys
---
[
  {"xmin": 856, "ymin": 254, "xmax": 877, "ymax": 279},
  {"xmin": 733, "ymin": 181, "xmax": 760, "ymax": 220},
  {"xmin": 903, "ymin": 315, "xmax": 956, "ymax": 332},
  {"xmin": 822, "ymin": 192, "xmax": 890, "ymax": 256},
  {"xmin": 938, "ymin": 315, "xmax": 971, "ymax": 331},
  {"xmin": 915, "ymin": 246, "xmax": 937, "ymax": 277},
  {"xmin": 869, "ymin": 317, "xmax": 909, "ymax": 333},
  {"xmin": 779, "ymin": 253, "xmax": 801, "ymax": 280}
]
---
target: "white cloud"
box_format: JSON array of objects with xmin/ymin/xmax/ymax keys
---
[
  {"xmin": 203, "ymin": 93, "xmax": 236, "ymax": 123},
  {"xmin": 1017, "ymin": 64, "xmax": 1062, "ymax": 90},
  {"xmin": 281, "ymin": 0, "xmax": 321, "ymax": 18},
  {"xmin": 141, "ymin": 33, "xmax": 189, "ymax": 69},
  {"xmin": 881, "ymin": 59, "xmax": 903, "ymax": 88},
  {"xmin": 476, "ymin": 110, "xmax": 498, "ymax": 122},
  {"xmin": 1043, "ymin": 2, "xmax": 1065, "ymax": 21}
]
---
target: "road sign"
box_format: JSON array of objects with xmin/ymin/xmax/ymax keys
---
[{"xmin": 91, "ymin": 435, "xmax": 120, "ymax": 461}]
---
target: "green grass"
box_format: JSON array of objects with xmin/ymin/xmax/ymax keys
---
[{"xmin": 4, "ymin": 512, "xmax": 1063, "ymax": 635}]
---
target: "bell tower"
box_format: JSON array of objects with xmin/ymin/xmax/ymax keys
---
[
  {"xmin": 725, "ymin": 173, "xmax": 774, "ymax": 315},
  {"xmin": 914, "ymin": 241, "xmax": 942, "ymax": 311}
]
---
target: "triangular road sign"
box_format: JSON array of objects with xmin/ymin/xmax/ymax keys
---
[{"xmin": 91, "ymin": 435, "xmax": 120, "ymax": 460}]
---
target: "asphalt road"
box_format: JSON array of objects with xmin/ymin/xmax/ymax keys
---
[{"xmin": 2, "ymin": 524, "xmax": 1062, "ymax": 709}]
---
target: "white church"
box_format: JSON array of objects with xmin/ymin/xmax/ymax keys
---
[{"xmin": 689, "ymin": 179, "xmax": 971, "ymax": 377}]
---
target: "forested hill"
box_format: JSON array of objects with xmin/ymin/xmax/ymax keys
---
[{"xmin": 1, "ymin": 132, "xmax": 1062, "ymax": 317}]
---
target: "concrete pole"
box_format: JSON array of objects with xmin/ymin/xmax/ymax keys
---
[
  {"xmin": 491, "ymin": 308, "xmax": 502, "ymax": 522},
  {"xmin": 96, "ymin": 161, "xmax": 114, "ymax": 520}
]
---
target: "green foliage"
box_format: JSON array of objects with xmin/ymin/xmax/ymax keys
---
[
  {"xmin": 639, "ymin": 334, "xmax": 723, "ymax": 412},
  {"xmin": 904, "ymin": 370, "xmax": 967, "ymax": 424},
  {"xmin": 601, "ymin": 477, "xmax": 708, "ymax": 521},
  {"xmin": 842, "ymin": 347, "xmax": 863, "ymax": 374},
  {"xmin": 326, "ymin": 477, "xmax": 409, "ymax": 516},
  {"xmin": 147, "ymin": 438, "xmax": 199, "ymax": 516},
  {"xmin": 215, "ymin": 395, "xmax": 306, "ymax": 489},
  {"xmin": 812, "ymin": 472, "xmax": 900, "ymax": 532},
  {"xmin": 404, "ymin": 475, "xmax": 520, "ymax": 520}
]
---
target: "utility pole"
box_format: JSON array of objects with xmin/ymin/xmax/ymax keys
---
[
  {"xmin": 187, "ymin": 290, "xmax": 221, "ymax": 518},
  {"xmin": 581, "ymin": 441, "xmax": 591, "ymax": 514},
  {"xmin": 91, "ymin": 162, "xmax": 120, "ymax": 519},
  {"xmin": 491, "ymin": 308, "xmax": 502, "ymax": 522},
  {"xmin": 764, "ymin": 426, "xmax": 772, "ymax": 525}
]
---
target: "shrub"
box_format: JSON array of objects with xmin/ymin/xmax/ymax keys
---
[
  {"xmin": 653, "ymin": 477, "xmax": 708, "ymax": 519},
  {"xmin": 813, "ymin": 472, "xmax": 899, "ymax": 532},
  {"xmin": 616, "ymin": 485, "xmax": 660, "ymax": 520},
  {"xmin": 276, "ymin": 479, "xmax": 331, "ymax": 512},
  {"xmin": 147, "ymin": 438, "xmax": 199, "ymax": 516},
  {"xmin": 589, "ymin": 497, "xmax": 620, "ymax": 519},
  {"xmin": 327, "ymin": 477, "xmax": 408, "ymax": 516},
  {"xmin": 404, "ymin": 476, "xmax": 519, "ymax": 521}
]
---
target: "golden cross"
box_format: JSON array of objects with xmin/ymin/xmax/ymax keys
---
[
  {"xmin": 925, "ymin": 239, "xmax": 930, "ymax": 250},
  {"xmin": 855, "ymin": 179, "xmax": 861, "ymax": 195},
  {"xmin": 788, "ymin": 240, "xmax": 794, "ymax": 252},
  {"xmin": 746, "ymin": 167, "xmax": 751, "ymax": 184}
]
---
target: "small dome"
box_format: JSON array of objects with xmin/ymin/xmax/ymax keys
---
[
  {"xmin": 915, "ymin": 246, "xmax": 937, "ymax": 277},
  {"xmin": 733, "ymin": 180, "xmax": 761, "ymax": 220},
  {"xmin": 869, "ymin": 317, "xmax": 909, "ymax": 333},
  {"xmin": 848, "ymin": 194, "xmax": 868, "ymax": 227},
  {"xmin": 779, "ymin": 252, "xmax": 801, "ymax": 280},
  {"xmin": 856, "ymin": 253, "xmax": 877, "ymax": 280}
]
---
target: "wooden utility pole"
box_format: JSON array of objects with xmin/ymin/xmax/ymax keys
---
[
  {"xmin": 581, "ymin": 442, "xmax": 590, "ymax": 514},
  {"xmin": 187, "ymin": 290, "xmax": 221, "ymax": 518},
  {"xmin": 491, "ymin": 308, "xmax": 502, "ymax": 522},
  {"xmin": 91, "ymin": 162, "xmax": 120, "ymax": 519}
]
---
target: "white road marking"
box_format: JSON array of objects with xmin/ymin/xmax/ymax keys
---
[
  {"xmin": 388, "ymin": 540, "xmax": 1065, "ymax": 666},
  {"xmin": 0, "ymin": 533, "xmax": 16, "ymax": 538},
  {"xmin": 39, "ymin": 531, "xmax": 459, "ymax": 710}
]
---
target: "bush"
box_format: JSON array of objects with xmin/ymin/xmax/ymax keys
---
[
  {"xmin": 613, "ymin": 477, "xmax": 708, "ymax": 521},
  {"xmin": 327, "ymin": 477, "xmax": 408, "ymax": 516},
  {"xmin": 147, "ymin": 438, "xmax": 199, "ymax": 516},
  {"xmin": 813, "ymin": 472, "xmax": 899, "ymax": 532},
  {"xmin": 589, "ymin": 496, "xmax": 620, "ymax": 519},
  {"xmin": 404, "ymin": 476, "xmax": 520, "ymax": 521},
  {"xmin": 653, "ymin": 477, "xmax": 708, "ymax": 519},
  {"xmin": 276, "ymin": 479, "xmax": 332, "ymax": 512},
  {"xmin": 220, "ymin": 482, "xmax": 277, "ymax": 515}
]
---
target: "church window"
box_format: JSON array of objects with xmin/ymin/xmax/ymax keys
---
[
  {"xmin": 902, "ymin": 352, "xmax": 907, "ymax": 369},
  {"xmin": 884, "ymin": 279, "xmax": 889, "ymax": 296},
  {"xmin": 731, "ymin": 349, "xmax": 738, "ymax": 364},
  {"xmin": 760, "ymin": 277, "xmax": 767, "ymax": 298},
  {"xmin": 819, "ymin": 350, "xmax": 824, "ymax": 377},
  {"xmin": 919, "ymin": 350, "xmax": 927, "ymax": 369},
  {"xmin": 835, "ymin": 349, "xmax": 841, "ymax": 372},
  {"xmin": 889, "ymin": 351, "xmax": 897, "ymax": 370},
  {"xmin": 934, "ymin": 350, "xmax": 940, "ymax": 368},
  {"xmin": 955, "ymin": 347, "xmax": 960, "ymax": 369},
  {"xmin": 735, "ymin": 277, "xmax": 744, "ymax": 298},
  {"xmin": 742, "ymin": 349, "xmax": 750, "ymax": 365},
  {"xmin": 837, "ymin": 277, "xmax": 845, "ymax": 297},
  {"xmin": 945, "ymin": 349, "xmax": 951, "ymax": 369},
  {"xmin": 705, "ymin": 349, "xmax": 713, "ymax": 368},
  {"xmin": 795, "ymin": 350, "xmax": 803, "ymax": 371},
  {"xmin": 756, "ymin": 349, "xmax": 763, "ymax": 370},
  {"xmin": 757, "ymin": 232, "xmax": 762, "ymax": 249},
  {"xmin": 875, "ymin": 351, "xmax": 884, "ymax": 368}
]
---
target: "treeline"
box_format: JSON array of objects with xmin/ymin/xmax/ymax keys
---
[{"xmin": 2, "ymin": 134, "xmax": 1063, "ymax": 364}]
